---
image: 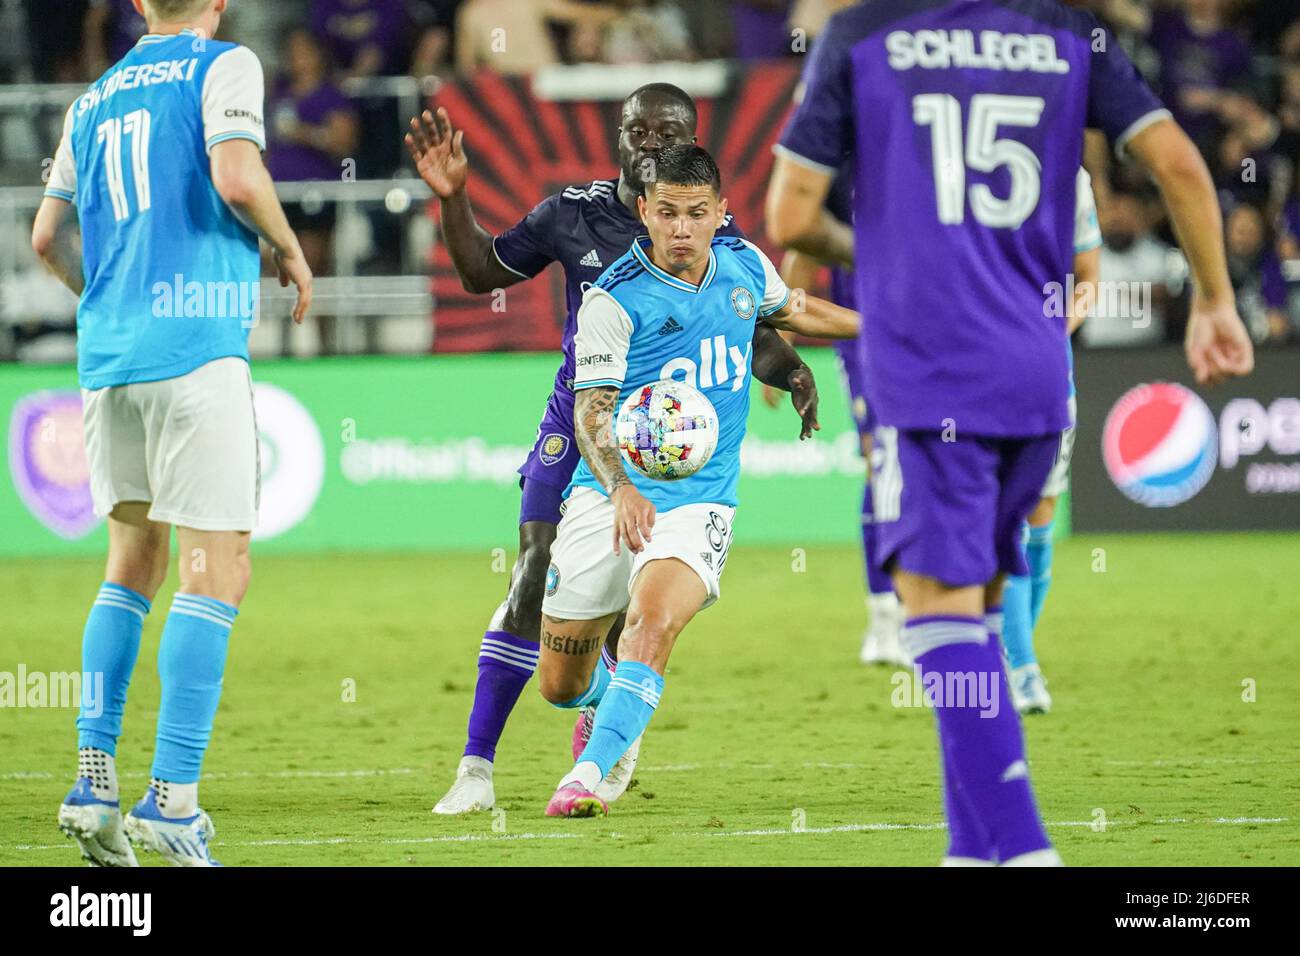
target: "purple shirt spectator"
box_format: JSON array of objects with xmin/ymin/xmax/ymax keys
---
[
  {"xmin": 310, "ymin": 0, "xmax": 407, "ymax": 75},
  {"xmin": 267, "ymin": 79, "xmax": 356, "ymax": 182},
  {"xmin": 732, "ymin": 1, "xmax": 793, "ymax": 59},
  {"xmin": 1149, "ymin": 8, "xmax": 1251, "ymax": 143}
]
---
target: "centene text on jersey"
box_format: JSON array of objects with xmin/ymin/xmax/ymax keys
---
[
  {"xmin": 77, "ymin": 59, "xmax": 200, "ymax": 114},
  {"xmin": 887, "ymin": 30, "xmax": 1071, "ymax": 74}
]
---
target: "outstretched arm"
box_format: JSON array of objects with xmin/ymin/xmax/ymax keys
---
[
  {"xmin": 752, "ymin": 322, "xmax": 819, "ymax": 440},
  {"xmin": 407, "ymin": 108, "xmax": 525, "ymax": 294},
  {"xmin": 763, "ymin": 292, "xmax": 859, "ymax": 339}
]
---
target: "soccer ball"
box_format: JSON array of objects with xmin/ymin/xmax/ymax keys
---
[{"xmin": 616, "ymin": 380, "xmax": 719, "ymax": 481}]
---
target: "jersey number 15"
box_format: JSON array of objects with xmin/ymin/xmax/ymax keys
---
[
  {"xmin": 96, "ymin": 108, "xmax": 153, "ymax": 222},
  {"xmin": 913, "ymin": 93, "xmax": 1045, "ymax": 230}
]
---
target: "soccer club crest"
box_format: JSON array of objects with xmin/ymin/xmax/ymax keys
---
[
  {"xmin": 8, "ymin": 391, "xmax": 99, "ymax": 539},
  {"xmin": 730, "ymin": 286, "xmax": 756, "ymax": 320},
  {"xmin": 545, "ymin": 564, "xmax": 560, "ymax": 596},
  {"xmin": 538, "ymin": 433, "xmax": 569, "ymax": 467}
]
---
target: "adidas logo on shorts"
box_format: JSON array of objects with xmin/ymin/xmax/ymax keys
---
[
  {"xmin": 700, "ymin": 551, "xmax": 713, "ymax": 568},
  {"xmin": 657, "ymin": 317, "xmax": 684, "ymax": 336},
  {"xmin": 580, "ymin": 249, "xmax": 603, "ymax": 268}
]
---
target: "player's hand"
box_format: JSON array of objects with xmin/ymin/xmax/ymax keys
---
[
  {"xmin": 1185, "ymin": 295, "xmax": 1254, "ymax": 387},
  {"xmin": 611, "ymin": 483, "xmax": 655, "ymax": 556},
  {"xmin": 405, "ymin": 108, "xmax": 468, "ymax": 200},
  {"xmin": 274, "ymin": 247, "xmax": 313, "ymax": 324},
  {"xmin": 788, "ymin": 366, "xmax": 820, "ymax": 440}
]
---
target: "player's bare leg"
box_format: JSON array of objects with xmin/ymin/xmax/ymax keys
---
[
  {"xmin": 894, "ymin": 570, "xmax": 1060, "ymax": 867},
  {"xmin": 123, "ymin": 527, "xmax": 250, "ymax": 867},
  {"xmin": 59, "ymin": 502, "xmax": 168, "ymax": 867},
  {"xmin": 546, "ymin": 559, "xmax": 704, "ymax": 817}
]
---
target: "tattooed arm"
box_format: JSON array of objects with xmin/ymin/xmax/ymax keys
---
[
  {"xmin": 572, "ymin": 288, "xmax": 656, "ymax": 554},
  {"xmin": 574, "ymin": 385, "xmax": 656, "ymax": 555}
]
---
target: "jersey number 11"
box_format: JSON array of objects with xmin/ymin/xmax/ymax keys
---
[{"xmin": 96, "ymin": 108, "xmax": 153, "ymax": 222}]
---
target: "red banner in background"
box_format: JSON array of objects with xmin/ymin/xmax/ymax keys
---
[{"xmin": 427, "ymin": 64, "xmax": 802, "ymax": 353}]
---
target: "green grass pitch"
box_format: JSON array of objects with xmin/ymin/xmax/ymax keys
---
[{"xmin": 1, "ymin": 534, "xmax": 1297, "ymax": 866}]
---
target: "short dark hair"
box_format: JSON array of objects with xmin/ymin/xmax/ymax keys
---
[
  {"xmin": 642, "ymin": 144, "xmax": 721, "ymax": 196},
  {"xmin": 623, "ymin": 83, "xmax": 698, "ymax": 127}
]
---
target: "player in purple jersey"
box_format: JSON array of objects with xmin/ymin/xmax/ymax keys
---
[
  {"xmin": 406, "ymin": 84, "xmax": 822, "ymax": 815},
  {"xmin": 767, "ymin": 0, "xmax": 1252, "ymax": 865}
]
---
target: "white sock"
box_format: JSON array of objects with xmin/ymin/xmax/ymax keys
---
[
  {"xmin": 559, "ymin": 761, "xmax": 603, "ymax": 793},
  {"xmin": 151, "ymin": 778, "xmax": 199, "ymax": 818},
  {"xmin": 78, "ymin": 748, "xmax": 118, "ymax": 802}
]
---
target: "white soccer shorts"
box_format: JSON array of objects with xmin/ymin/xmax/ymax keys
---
[
  {"xmin": 541, "ymin": 486, "xmax": 735, "ymax": 620},
  {"xmin": 1041, "ymin": 394, "xmax": 1078, "ymax": 499},
  {"xmin": 81, "ymin": 356, "xmax": 260, "ymax": 531}
]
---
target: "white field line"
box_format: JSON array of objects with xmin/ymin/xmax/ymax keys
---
[
  {"xmin": 5, "ymin": 815, "xmax": 1289, "ymax": 853},
  {"xmin": 0, "ymin": 768, "xmax": 419, "ymax": 782}
]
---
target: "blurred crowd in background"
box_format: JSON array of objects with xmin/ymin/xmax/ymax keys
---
[{"xmin": 2, "ymin": 0, "xmax": 1300, "ymax": 356}]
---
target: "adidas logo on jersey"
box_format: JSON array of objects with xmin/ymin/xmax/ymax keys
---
[
  {"xmin": 580, "ymin": 249, "xmax": 603, "ymax": 268},
  {"xmin": 657, "ymin": 317, "xmax": 684, "ymax": 336}
]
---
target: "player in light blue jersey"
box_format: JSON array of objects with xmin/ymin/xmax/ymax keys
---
[
  {"xmin": 31, "ymin": 0, "xmax": 311, "ymax": 866},
  {"xmin": 1003, "ymin": 168, "xmax": 1103, "ymax": 715},
  {"xmin": 537, "ymin": 145, "xmax": 858, "ymax": 816}
]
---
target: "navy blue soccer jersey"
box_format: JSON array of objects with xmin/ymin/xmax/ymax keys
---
[{"xmin": 492, "ymin": 179, "xmax": 743, "ymax": 396}]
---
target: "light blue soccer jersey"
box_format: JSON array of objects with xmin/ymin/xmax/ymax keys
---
[
  {"xmin": 569, "ymin": 235, "xmax": 791, "ymax": 511},
  {"xmin": 45, "ymin": 29, "xmax": 267, "ymax": 389}
]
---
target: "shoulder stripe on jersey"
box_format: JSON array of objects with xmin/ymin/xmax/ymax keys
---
[
  {"xmin": 562, "ymin": 181, "xmax": 615, "ymax": 201},
  {"xmin": 759, "ymin": 288, "xmax": 791, "ymax": 317},
  {"xmin": 771, "ymin": 143, "xmax": 837, "ymax": 176},
  {"xmin": 597, "ymin": 266, "xmax": 645, "ymax": 293},
  {"xmin": 491, "ymin": 237, "xmax": 532, "ymax": 279},
  {"xmin": 44, "ymin": 187, "xmax": 74, "ymax": 201}
]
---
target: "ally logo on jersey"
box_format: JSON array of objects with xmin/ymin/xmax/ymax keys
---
[{"xmin": 1103, "ymin": 382, "xmax": 1218, "ymax": 507}]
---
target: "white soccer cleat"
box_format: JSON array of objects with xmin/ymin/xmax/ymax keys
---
[
  {"xmin": 1009, "ymin": 664, "xmax": 1052, "ymax": 715},
  {"xmin": 594, "ymin": 734, "xmax": 641, "ymax": 804},
  {"xmin": 57, "ymin": 778, "xmax": 138, "ymax": 867},
  {"xmin": 432, "ymin": 755, "xmax": 495, "ymax": 815},
  {"xmin": 124, "ymin": 788, "xmax": 220, "ymax": 867},
  {"xmin": 860, "ymin": 594, "xmax": 910, "ymax": 667}
]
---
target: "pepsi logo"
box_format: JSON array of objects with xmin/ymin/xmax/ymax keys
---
[{"xmin": 1102, "ymin": 382, "xmax": 1217, "ymax": 507}]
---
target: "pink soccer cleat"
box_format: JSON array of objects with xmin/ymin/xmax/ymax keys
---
[
  {"xmin": 545, "ymin": 781, "xmax": 608, "ymax": 818},
  {"xmin": 571, "ymin": 706, "xmax": 595, "ymax": 762}
]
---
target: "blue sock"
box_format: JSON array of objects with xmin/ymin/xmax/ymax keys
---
[
  {"xmin": 1026, "ymin": 521, "xmax": 1055, "ymax": 628},
  {"xmin": 578, "ymin": 661, "xmax": 663, "ymax": 776},
  {"xmin": 1002, "ymin": 525, "xmax": 1035, "ymax": 670},
  {"xmin": 77, "ymin": 583, "xmax": 151, "ymax": 755},
  {"xmin": 151, "ymin": 593, "xmax": 237, "ymax": 783},
  {"xmin": 551, "ymin": 662, "xmax": 611, "ymax": 709}
]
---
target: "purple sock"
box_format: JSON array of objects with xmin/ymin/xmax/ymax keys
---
[
  {"xmin": 903, "ymin": 616, "xmax": 1052, "ymax": 862},
  {"xmin": 464, "ymin": 630, "xmax": 539, "ymax": 761},
  {"xmin": 862, "ymin": 482, "xmax": 893, "ymax": 596}
]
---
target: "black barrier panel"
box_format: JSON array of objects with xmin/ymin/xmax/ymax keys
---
[{"xmin": 1072, "ymin": 348, "xmax": 1300, "ymax": 532}]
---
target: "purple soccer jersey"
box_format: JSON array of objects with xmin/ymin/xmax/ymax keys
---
[
  {"xmin": 777, "ymin": 0, "xmax": 1170, "ymax": 439},
  {"xmin": 495, "ymin": 179, "xmax": 743, "ymax": 498},
  {"xmin": 267, "ymin": 80, "xmax": 356, "ymax": 182}
]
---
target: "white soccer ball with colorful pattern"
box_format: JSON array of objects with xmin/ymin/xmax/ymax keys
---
[{"xmin": 615, "ymin": 380, "xmax": 719, "ymax": 481}]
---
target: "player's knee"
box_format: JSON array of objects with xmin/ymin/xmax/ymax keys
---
[
  {"xmin": 107, "ymin": 534, "xmax": 170, "ymax": 600},
  {"xmin": 537, "ymin": 665, "xmax": 589, "ymax": 707},
  {"xmin": 619, "ymin": 606, "xmax": 675, "ymax": 663}
]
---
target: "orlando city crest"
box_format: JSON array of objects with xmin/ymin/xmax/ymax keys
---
[
  {"xmin": 8, "ymin": 390, "xmax": 99, "ymax": 539},
  {"xmin": 539, "ymin": 433, "xmax": 569, "ymax": 466},
  {"xmin": 730, "ymin": 286, "xmax": 756, "ymax": 320}
]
